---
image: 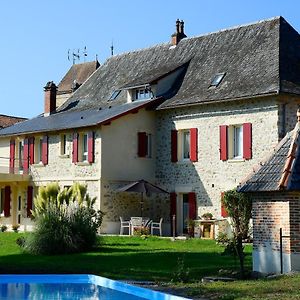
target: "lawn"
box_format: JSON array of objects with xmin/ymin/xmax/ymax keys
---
[
  {"xmin": 2, "ymin": 233, "xmax": 300, "ymax": 300},
  {"xmin": 0, "ymin": 233, "xmax": 250, "ymax": 282}
]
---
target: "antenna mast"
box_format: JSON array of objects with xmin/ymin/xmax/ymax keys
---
[{"xmin": 110, "ymin": 40, "xmax": 114, "ymax": 56}]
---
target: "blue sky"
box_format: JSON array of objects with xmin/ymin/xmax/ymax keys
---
[{"xmin": 0, "ymin": 0, "xmax": 299, "ymax": 118}]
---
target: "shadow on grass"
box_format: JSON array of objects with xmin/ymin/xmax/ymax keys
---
[{"xmin": 0, "ymin": 250, "xmax": 250, "ymax": 282}]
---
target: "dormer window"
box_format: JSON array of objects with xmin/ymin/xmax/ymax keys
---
[
  {"xmin": 210, "ymin": 73, "xmax": 226, "ymax": 87},
  {"xmin": 135, "ymin": 88, "xmax": 152, "ymax": 101}
]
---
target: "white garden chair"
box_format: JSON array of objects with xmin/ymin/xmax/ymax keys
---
[
  {"xmin": 119, "ymin": 217, "xmax": 131, "ymax": 235},
  {"xmin": 151, "ymin": 218, "xmax": 163, "ymax": 236}
]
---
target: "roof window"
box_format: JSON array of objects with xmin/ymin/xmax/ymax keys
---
[
  {"xmin": 210, "ymin": 73, "xmax": 226, "ymax": 87},
  {"xmin": 109, "ymin": 90, "xmax": 121, "ymax": 101}
]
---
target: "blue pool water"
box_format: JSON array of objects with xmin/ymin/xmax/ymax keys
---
[{"xmin": 0, "ymin": 275, "xmax": 191, "ymax": 300}]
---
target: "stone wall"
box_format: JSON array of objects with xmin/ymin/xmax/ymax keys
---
[
  {"xmin": 156, "ymin": 96, "xmax": 280, "ymax": 222},
  {"xmin": 30, "ymin": 128, "xmax": 101, "ymax": 208}
]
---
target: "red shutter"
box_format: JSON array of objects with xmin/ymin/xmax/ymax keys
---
[
  {"xmin": 221, "ymin": 192, "xmax": 229, "ymax": 218},
  {"xmin": 190, "ymin": 128, "xmax": 198, "ymax": 162},
  {"xmin": 72, "ymin": 133, "xmax": 78, "ymax": 163},
  {"xmin": 42, "ymin": 135, "xmax": 48, "ymax": 165},
  {"xmin": 171, "ymin": 130, "xmax": 178, "ymax": 162},
  {"xmin": 243, "ymin": 123, "xmax": 252, "ymax": 160},
  {"xmin": 137, "ymin": 132, "xmax": 147, "ymax": 157},
  {"xmin": 88, "ymin": 131, "xmax": 95, "ymax": 163},
  {"xmin": 170, "ymin": 192, "xmax": 177, "ymax": 236},
  {"xmin": 9, "ymin": 140, "xmax": 15, "ymax": 174},
  {"xmin": 29, "ymin": 137, "xmax": 35, "ymax": 165},
  {"xmin": 27, "ymin": 186, "xmax": 33, "ymax": 218},
  {"xmin": 23, "ymin": 138, "xmax": 29, "ymax": 174},
  {"xmin": 188, "ymin": 192, "xmax": 197, "ymax": 220},
  {"xmin": 219, "ymin": 125, "xmax": 228, "ymax": 161},
  {"xmin": 4, "ymin": 186, "xmax": 11, "ymax": 217}
]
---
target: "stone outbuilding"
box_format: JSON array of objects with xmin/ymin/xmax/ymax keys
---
[{"xmin": 238, "ymin": 111, "xmax": 300, "ymax": 274}]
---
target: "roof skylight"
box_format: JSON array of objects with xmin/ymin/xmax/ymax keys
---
[
  {"xmin": 210, "ymin": 73, "xmax": 226, "ymax": 87},
  {"xmin": 109, "ymin": 90, "xmax": 121, "ymax": 101}
]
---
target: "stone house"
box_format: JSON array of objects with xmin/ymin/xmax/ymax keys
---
[
  {"xmin": 56, "ymin": 60, "xmax": 100, "ymax": 108},
  {"xmin": 0, "ymin": 16, "xmax": 300, "ymax": 235},
  {"xmin": 238, "ymin": 111, "xmax": 300, "ymax": 274}
]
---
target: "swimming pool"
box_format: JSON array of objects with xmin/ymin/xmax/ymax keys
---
[{"xmin": 0, "ymin": 274, "xmax": 192, "ymax": 300}]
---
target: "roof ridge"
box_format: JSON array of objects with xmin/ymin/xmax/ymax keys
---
[{"xmin": 106, "ymin": 16, "xmax": 283, "ymax": 63}]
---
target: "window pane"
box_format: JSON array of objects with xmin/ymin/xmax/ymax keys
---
[
  {"xmin": 234, "ymin": 126, "xmax": 243, "ymax": 158},
  {"xmin": 39, "ymin": 139, "xmax": 43, "ymax": 162},
  {"xmin": 183, "ymin": 131, "xmax": 190, "ymax": 159},
  {"xmin": 183, "ymin": 194, "xmax": 189, "ymax": 232},
  {"xmin": 82, "ymin": 134, "xmax": 88, "ymax": 161}
]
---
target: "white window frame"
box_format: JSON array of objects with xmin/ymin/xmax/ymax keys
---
[
  {"xmin": 78, "ymin": 133, "xmax": 88, "ymax": 162},
  {"xmin": 228, "ymin": 125, "xmax": 243, "ymax": 159},
  {"xmin": 60, "ymin": 134, "xmax": 68, "ymax": 156},
  {"xmin": 134, "ymin": 88, "xmax": 152, "ymax": 101},
  {"xmin": 34, "ymin": 137, "xmax": 43, "ymax": 164},
  {"xmin": 178, "ymin": 130, "xmax": 190, "ymax": 161}
]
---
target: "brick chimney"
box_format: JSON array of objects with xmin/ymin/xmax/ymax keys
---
[
  {"xmin": 171, "ymin": 19, "xmax": 187, "ymax": 46},
  {"xmin": 44, "ymin": 81, "xmax": 57, "ymax": 116}
]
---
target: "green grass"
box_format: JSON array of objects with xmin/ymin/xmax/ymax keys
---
[
  {"xmin": 4, "ymin": 233, "xmax": 300, "ymax": 299},
  {"xmin": 171, "ymin": 274, "xmax": 300, "ymax": 300},
  {"xmin": 0, "ymin": 233, "xmax": 251, "ymax": 282}
]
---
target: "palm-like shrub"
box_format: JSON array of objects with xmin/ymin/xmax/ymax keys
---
[{"xmin": 25, "ymin": 183, "xmax": 104, "ymax": 255}]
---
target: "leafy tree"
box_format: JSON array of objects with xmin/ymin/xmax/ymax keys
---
[{"xmin": 223, "ymin": 189, "xmax": 252, "ymax": 278}]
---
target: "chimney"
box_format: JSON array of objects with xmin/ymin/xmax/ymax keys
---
[
  {"xmin": 171, "ymin": 19, "xmax": 187, "ymax": 46},
  {"xmin": 44, "ymin": 81, "xmax": 57, "ymax": 116}
]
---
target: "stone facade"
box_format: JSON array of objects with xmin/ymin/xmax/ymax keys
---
[
  {"xmin": 156, "ymin": 96, "xmax": 299, "ymax": 234},
  {"xmin": 252, "ymin": 192, "xmax": 300, "ymax": 274}
]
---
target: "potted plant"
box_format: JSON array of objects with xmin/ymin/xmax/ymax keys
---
[
  {"xmin": 201, "ymin": 212, "xmax": 213, "ymax": 220},
  {"xmin": 186, "ymin": 219, "xmax": 195, "ymax": 238}
]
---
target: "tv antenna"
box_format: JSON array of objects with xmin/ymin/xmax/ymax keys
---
[
  {"xmin": 68, "ymin": 47, "xmax": 87, "ymax": 65},
  {"xmin": 83, "ymin": 46, "xmax": 88, "ymax": 62},
  {"xmin": 110, "ymin": 40, "xmax": 114, "ymax": 56}
]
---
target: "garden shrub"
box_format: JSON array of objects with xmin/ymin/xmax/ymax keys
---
[{"xmin": 24, "ymin": 183, "xmax": 104, "ymax": 255}]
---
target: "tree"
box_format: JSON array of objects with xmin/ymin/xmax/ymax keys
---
[{"xmin": 223, "ymin": 189, "xmax": 252, "ymax": 278}]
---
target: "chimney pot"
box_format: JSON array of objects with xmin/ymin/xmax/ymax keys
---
[
  {"xmin": 44, "ymin": 81, "xmax": 57, "ymax": 116},
  {"xmin": 171, "ymin": 19, "xmax": 187, "ymax": 46}
]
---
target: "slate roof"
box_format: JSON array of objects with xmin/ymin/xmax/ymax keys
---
[
  {"xmin": 57, "ymin": 60, "xmax": 100, "ymax": 94},
  {"xmin": 0, "ymin": 115, "xmax": 27, "ymax": 129},
  {"xmin": 2, "ymin": 16, "xmax": 300, "ymax": 137},
  {"xmin": 0, "ymin": 99, "xmax": 157, "ymax": 136},
  {"xmin": 57, "ymin": 16, "xmax": 300, "ymax": 114},
  {"xmin": 238, "ymin": 123, "xmax": 300, "ymax": 192}
]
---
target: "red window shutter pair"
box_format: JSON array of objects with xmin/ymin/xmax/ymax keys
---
[
  {"xmin": 170, "ymin": 192, "xmax": 177, "ymax": 236},
  {"xmin": 219, "ymin": 123, "xmax": 252, "ymax": 161},
  {"xmin": 138, "ymin": 132, "xmax": 147, "ymax": 157},
  {"xmin": 72, "ymin": 132, "xmax": 94, "ymax": 163},
  {"xmin": 4, "ymin": 186, "xmax": 11, "ymax": 217},
  {"xmin": 9, "ymin": 140, "xmax": 15, "ymax": 174},
  {"xmin": 27, "ymin": 186, "xmax": 33, "ymax": 218},
  {"xmin": 221, "ymin": 192, "xmax": 229, "ymax": 218},
  {"xmin": 171, "ymin": 128, "xmax": 198, "ymax": 162},
  {"xmin": 188, "ymin": 192, "xmax": 197, "ymax": 220}
]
